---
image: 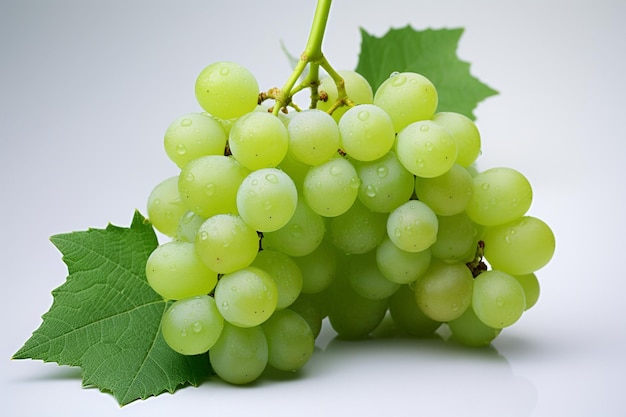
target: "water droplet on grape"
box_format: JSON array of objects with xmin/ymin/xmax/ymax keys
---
[
  {"xmin": 425, "ymin": 142, "xmax": 434, "ymax": 151},
  {"xmin": 251, "ymin": 179, "xmax": 259, "ymax": 186},
  {"xmin": 349, "ymin": 177, "xmax": 361, "ymax": 189},
  {"xmin": 152, "ymin": 198, "xmax": 161, "ymax": 206},
  {"xmin": 221, "ymin": 301, "xmax": 229, "ymax": 310},
  {"xmin": 199, "ymin": 231, "xmax": 209, "ymax": 240},
  {"xmin": 181, "ymin": 118, "xmax": 193, "ymax": 127},
  {"xmin": 180, "ymin": 329, "xmax": 188, "ymax": 337},
  {"xmin": 185, "ymin": 173, "xmax": 195, "ymax": 182},
  {"xmin": 358, "ymin": 110, "xmax": 370, "ymax": 121},
  {"xmin": 219, "ymin": 66, "xmax": 230, "ymax": 76},
  {"xmin": 394, "ymin": 228, "xmax": 402, "ymax": 238},
  {"xmin": 231, "ymin": 286, "xmax": 238, "ymax": 292},
  {"xmin": 290, "ymin": 224, "xmax": 303, "ymax": 237},
  {"xmin": 404, "ymin": 225, "xmax": 414, "ymax": 235},
  {"xmin": 192, "ymin": 322, "xmax": 203, "ymax": 333},
  {"xmin": 391, "ymin": 74, "xmax": 407, "ymax": 87},
  {"xmin": 416, "ymin": 158, "xmax": 425, "ymax": 168},
  {"xmin": 222, "ymin": 239, "xmax": 231, "ymax": 248},
  {"xmin": 265, "ymin": 173, "xmax": 278, "ymax": 183},
  {"xmin": 376, "ymin": 166, "xmax": 388, "ymax": 178},
  {"xmin": 176, "ymin": 144, "xmax": 187, "ymax": 155},
  {"xmin": 451, "ymin": 303, "xmax": 459, "ymax": 312},
  {"xmin": 330, "ymin": 165, "xmax": 342, "ymax": 175},
  {"xmin": 481, "ymin": 183, "xmax": 490, "ymax": 191},
  {"xmin": 205, "ymin": 183, "xmax": 215, "ymax": 196},
  {"xmin": 264, "ymin": 200, "xmax": 273, "ymax": 210},
  {"xmin": 419, "ymin": 123, "xmax": 429, "ymax": 132},
  {"xmin": 366, "ymin": 185, "xmax": 377, "ymax": 198},
  {"xmin": 389, "ymin": 71, "xmax": 400, "ymax": 78}
]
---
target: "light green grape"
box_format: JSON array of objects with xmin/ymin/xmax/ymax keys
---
[
  {"xmin": 175, "ymin": 210, "xmax": 206, "ymax": 242},
  {"xmin": 229, "ymin": 111, "xmax": 289, "ymax": 170},
  {"xmin": 146, "ymin": 241, "xmax": 217, "ymax": 300},
  {"xmin": 326, "ymin": 272, "xmax": 388, "ymax": 339},
  {"xmin": 373, "ymin": 72, "xmax": 438, "ymax": 133},
  {"xmin": 430, "ymin": 212, "xmax": 477, "ymax": 262},
  {"xmin": 261, "ymin": 197, "xmax": 325, "ymax": 257},
  {"xmin": 287, "ymin": 109, "xmax": 340, "ymax": 166},
  {"xmin": 251, "ymin": 249, "xmax": 303, "ymax": 310},
  {"xmin": 466, "ymin": 167, "xmax": 533, "ymax": 226},
  {"xmin": 164, "ymin": 112, "xmax": 227, "ymax": 168},
  {"xmin": 482, "ymin": 216, "xmax": 556, "ymax": 275},
  {"xmin": 414, "ymin": 260, "xmax": 474, "ymax": 322},
  {"xmin": 303, "ymin": 156, "xmax": 360, "ymax": 217},
  {"xmin": 147, "ymin": 176, "xmax": 188, "ymax": 237},
  {"xmin": 346, "ymin": 251, "xmax": 400, "ymax": 300},
  {"xmin": 194, "ymin": 214, "xmax": 259, "ymax": 274},
  {"xmin": 472, "ymin": 270, "xmax": 526, "ymax": 329},
  {"xmin": 447, "ymin": 306, "xmax": 500, "ymax": 347},
  {"xmin": 395, "ymin": 120, "xmax": 458, "ymax": 178},
  {"xmin": 432, "ymin": 112, "xmax": 481, "ymax": 167},
  {"xmin": 388, "ymin": 284, "xmax": 441, "ymax": 337},
  {"xmin": 316, "ymin": 70, "xmax": 374, "ymax": 121},
  {"xmin": 414, "ymin": 164, "xmax": 473, "ymax": 216},
  {"xmin": 294, "ymin": 240, "xmax": 338, "ymax": 294},
  {"xmin": 354, "ymin": 151, "xmax": 415, "ymax": 213},
  {"xmin": 338, "ymin": 104, "xmax": 395, "ymax": 161},
  {"xmin": 329, "ymin": 199, "xmax": 387, "ymax": 255},
  {"xmin": 214, "ymin": 266, "xmax": 278, "ymax": 328},
  {"xmin": 161, "ymin": 295, "xmax": 224, "ymax": 355},
  {"xmin": 261, "ymin": 309, "xmax": 315, "ymax": 372},
  {"xmin": 376, "ymin": 236, "xmax": 431, "ymax": 284},
  {"xmin": 178, "ymin": 155, "xmax": 249, "ymax": 218},
  {"xmin": 236, "ymin": 168, "xmax": 298, "ymax": 232},
  {"xmin": 387, "ymin": 200, "xmax": 438, "ymax": 253},
  {"xmin": 209, "ymin": 322, "xmax": 268, "ymax": 385},
  {"xmin": 513, "ymin": 272, "xmax": 540, "ymax": 310},
  {"xmin": 195, "ymin": 61, "xmax": 259, "ymax": 120}
]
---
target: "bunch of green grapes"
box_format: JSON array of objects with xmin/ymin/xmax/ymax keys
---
[{"xmin": 145, "ymin": 60, "xmax": 555, "ymax": 384}]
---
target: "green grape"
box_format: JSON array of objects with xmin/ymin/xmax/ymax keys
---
[
  {"xmin": 294, "ymin": 240, "xmax": 338, "ymax": 294},
  {"xmin": 376, "ymin": 236, "xmax": 431, "ymax": 284},
  {"xmin": 387, "ymin": 200, "xmax": 438, "ymax": 253},
  {"xmin": 346, "ymin": 251, "xmax": 401, "ymax": 300},
  {"xmin": 430, "ymin": 212, "xmax": 477, "ymax": 262},
  {"xmin": 194, "ymin": 214, "xmax": 259, "ymax": 274},
  {"xmin": 228, "ymin": 111, "xmax": 289, "ymax": 170},
  {"xmin": 178, "ymin": 155, "xmax": 249, "ymax": 218},
  {"xmin": 288, "ymin": 293, "xmax": 325, "ymax": 338},
  {"xmin": 414, "ymin": 163, "xmax": 473, "ymax": 216},
  {"xmin": 236, "ymin": 168, "xmax": 298, "ymax": 232},
  {"xmin": 278, "ymin": 151, "xmax": 310, "ymax": 192},
  {"xmin": 164, "ymin": 112, "xmax": 227, "ymax": 168},
  {"xmin": 261, "ymin": 197, "xmax": 325, "ymax": 257},
  {"xmin": 465, "ymin": 167, "xmax": 533, "ymax": 226},
  {"xmin": 147, "ymin": 176, "xmax": 188, "ymax": 237},
  {"xmin": 303, "ymin": 156, "xmax": 360, "ymax": 217},
  {"xmin": 414, "ymin": 260, "xmax": 474, "ymax": 322},
  {"xmin": 316, "ymin": 69, "xmax": 374, "ymax": 121},
  {"xmin": 146, "ymin": 241, "xmax": 218, "ymax": 300},
  {"xmin": 209, "ymin": 322, "xmax": 268, "ymax": 385},
  {"xmin": 251, "ymin": 249, "xmax": 303, "ymax": 310},
  {"xmin": 261, "ymin": 309, "xmax": 315, "ymax": 372},
  {"xmin": 395, "ymin": 120, "xmax": 458, "ymax": 178},
  {"xmin": 447, "ymin": 306, "xmax": 500, "ymax": 347},
  {"xmin": 214, "ymin": 266, "xmax": 278, "ymax": 328},
  {"xmin": 513, "ymin": 272, "xmax": 540, "ymax": 310},
  {"xmin": 195, "ymin": 61, "xmax": 259, "ymax": 120},
  {"xmin": 482, "ymin": 216, "xmax": 556, "ymax": 275},
  {"xmin": 472, "ymin": 270, "xmax": 526, "ymax": 329},
  {"xmin": 338, "ymin": 104, "xmax": 395, "ymax": 161},
  {"xmin": 326, "ymin": 272, "xmax": 388, "ymax": 339},
  {"xmin": 161, "ymin": 295, "xmax": 224, "ymax": 355},
  {"xmin": 354, "ymin": 151, "xmax": 415, "ymax": 213},
  {"xmin": 388, "ymin": 284, "xmax": 441, "ymax": 337},
  {"xmin": 373, "ymin": 72, "xmax": 438, "ymax": 133},
  {"xmin": 329, "ymin": 199, "xmax": 387, "ymax": 255},
  {"xmin": 175, "ymin": 210, "xmax": 206, "ymax": 242},
  {"xmin": 287, "ymin": 109, "xmax": 340, "ymax": 166},
  {"xmin": 432, "ymin": 112, "xmax": 481, "ymax": 167}
]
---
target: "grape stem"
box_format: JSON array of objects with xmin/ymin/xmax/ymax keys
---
[{"xmin": 270, "ymin": 0, "xmax": 352, "ymax": 115}]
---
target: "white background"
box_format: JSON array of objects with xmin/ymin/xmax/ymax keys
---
[{"xmin": 2, "ymin": 0, "xmax": 625, "ymax": 416}]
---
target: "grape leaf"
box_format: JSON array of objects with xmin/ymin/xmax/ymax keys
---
[
  {"xmin": 356, "ymin": 26, "xmax": 498, "ymax": 120},
  {"xmin": 12, "ymin": 211, "xmax": 210, "ymax": 406}
]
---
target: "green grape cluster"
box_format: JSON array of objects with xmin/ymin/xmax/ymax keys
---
[{"xmin": 145, "ymin": 61, "xmax": 555, "ymax": 384}]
